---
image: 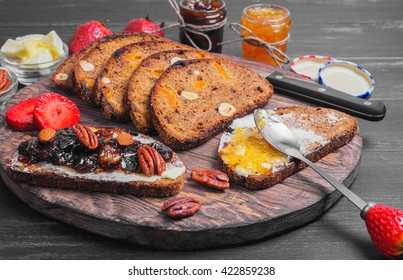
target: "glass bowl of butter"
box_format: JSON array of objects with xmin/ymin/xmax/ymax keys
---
[{"xmin": 0, "ymin": 31, "xmax": 68, "ymax": 85}]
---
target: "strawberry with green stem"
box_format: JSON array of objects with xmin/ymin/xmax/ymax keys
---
[
  {"xmin": 123, "ymin": 15, "xmax": 164, "ymax": 37},
  {"xmin": 362, "ymin": 203, "xmax": 403, "ymax": 258}
]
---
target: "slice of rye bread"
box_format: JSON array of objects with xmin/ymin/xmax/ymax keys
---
[
  {"xmin": 74, "ymin": 33, "xmax": 171, "ymax": 105},
  {"xmin": 150, "ymin": 59, "xmax": 273, "ymax": 150},
  {"xmin": 7, "ymin": 126, "xmax": 186, "ymax": 197},
  {"xmin": 128, "ymin": 49, "xmax": 216, "ymax": 134},
  {"xmin": 217, "ymin": 106, "xmax": 358, "ymax": 190},
  {"xmin": 52, "ymin": 33, "xmax": 141, "ymax": 92},
  {"xmin": 96, "ymin": 41, "xmax": 194, "ymax": 122}
]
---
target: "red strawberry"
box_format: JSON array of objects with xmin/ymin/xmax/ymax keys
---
[
  {"xmin": 33, "ymin": 92, "xmax": 80, "ymax": 130},
  {"xmin": 69, "ymin": 21, "xmax": 112, "ymax": 54},
  {"xmin": 6, "ymin": 97, "xmax": 39, "ymax": 131},
  {"xmin": 123, "ymin": 16, "xmax": 164, "ymax": 37},
  {"xmin": 365, "ymin": 204, "xmax": 403, "ymax": 258}
]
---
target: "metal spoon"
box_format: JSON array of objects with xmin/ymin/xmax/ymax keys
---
[
  {"xmin": 253, "ymin": 108, "xmax": 370, "ymax": 212},
  {"xmin": 253, "ymin": 108, "xmax": 403, "ymax": 258}
]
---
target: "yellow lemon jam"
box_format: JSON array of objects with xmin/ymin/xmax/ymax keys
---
[{"xmin": 219, "ymin": 127, "xmax": 289, "ymax": 176}]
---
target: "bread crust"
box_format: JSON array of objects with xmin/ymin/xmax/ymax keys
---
[
  {"xmin": 150, "ymin": 59, "xmax": 273, "ymax": 150},
  {"xmin": 128, "ymin": 49, "xmax": 214, "ymax": 134},
  {"xmin": 8, "ymin": 167, "xmax": 185, "ymax": 198},
  {"xmin": 7, "ymin": 126, "xmax": 186, "ymax": 197},
  {"xmin": 52, "ymin": 33, "xmax": 136, "ymax": 92},
  {"xmin": 97, "ymin": 41, "xmax": 192, "ymax": 122},
  {"xmin": 218, "ymin": 107, "xmax": 358, "ymax": 189},
  {"xmin": 74, "ymin": 33, "xmax": 169, "ymax": 106}
]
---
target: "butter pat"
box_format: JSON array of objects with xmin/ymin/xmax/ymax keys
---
[{"xmin": 0, "ymin": 30, "xmax": 64, "ymax": 64}]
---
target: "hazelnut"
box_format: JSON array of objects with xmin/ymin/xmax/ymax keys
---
[
  {"xmin": 218, "ymin": 103, "xmax": 236, "ymax": 117},
  {"xmin": 38, "ymin": 128, "xmax": 57, "ymax": 143}
]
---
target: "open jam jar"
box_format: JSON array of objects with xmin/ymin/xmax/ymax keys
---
[
  {"xmin": 241, "ymin": 4, "xmax": 291, "ymax": 66},
  {"xmin": 179, "ymin": 0, "xmax": 226, "ymax": 53}
]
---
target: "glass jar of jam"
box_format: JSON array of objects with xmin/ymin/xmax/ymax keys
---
[
  {"xmin": 241, "ymin": 4, "xmax": 291, "ymax": 66},
  {"xmin": 179, "ymin": 0, "xmax": 226, "ymax": 53}
]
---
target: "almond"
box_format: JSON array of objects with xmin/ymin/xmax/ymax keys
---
[
  {"xmin": 116, "ymin": 132, "xmax": 134, "ymax": 146},
  {"xmin": 54, "ymin": 73, "xmax": 68, "ymax": 81},
  {"xmin": 170, "ymin": 57, "xmax": 185, "ymax": 65},
  {"xmin": 38, "ymin": 128, "xmax": 56, "ymax": 143},
  {"xmin": 181, "ymin": 91, "xmax": 198, "ymax": 100},
  {"xmin": 101, "ymin": 77, "xmax": 111, "ymax": 84},
  {"xmin": 218, "ymin": 103, "xmax": 236, "ymax": 117},
  {"xmin": 79, "ymin": 60, "xmax": 94, "ymax": 72}
]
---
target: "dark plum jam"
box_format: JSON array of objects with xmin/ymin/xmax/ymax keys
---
[{"xmin": 17, "ymin": 128, "xmax": 173, "ymax": 174}]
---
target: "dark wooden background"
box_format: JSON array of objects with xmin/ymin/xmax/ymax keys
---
[{"xmin": 0, "ymin": 0, "xmax": 402, "ymax": 260}]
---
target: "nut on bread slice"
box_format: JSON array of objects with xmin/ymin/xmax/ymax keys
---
[
  {"xmin": 74, "ymin": 33, "xmax": 170, "ymax": 106},
  {"xmin": 52, "ymin": 34, "xmax": 113, "ymax": 92},
  {"xmin": 7, "ymin": 126, "xmax": 186, "ymax": 197},
  {"xmin": 150, "ymin": 59, "xmax": 273, "ymax": 150},
  {"xmin": 97, "ymin": 41, "xmax": 193, "ymax": 123},
  {"xmin": 128, "ymin": 49, "xmax": 214, "ymax": 134},
  {"xmin": 218, "ymin": 107, "xmax": 358, "ymax": 190}
]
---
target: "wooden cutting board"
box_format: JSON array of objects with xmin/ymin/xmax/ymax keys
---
[{"xmin": 0, "ymin": 57, "xmax": 362, "ymax": 250}]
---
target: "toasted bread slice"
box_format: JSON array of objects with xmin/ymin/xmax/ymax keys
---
[
  {"xmin": 217, "ymin": 107, "xmax": 358, "ymax": 190},
  {"xmin": 150, "ymin": 59, "xmax": 273, "ymax": 150},
  {"xmin": 8, "ymin": 126, "xmax": 186, "ymax": 197},
  {"xmin": 128, "ymin": 49, "xmax": 214, "ymax": 134},
  {"xmin": 96, "ymin": 41, "xmax": 193, "ymax": 122},
  {"xmin": 74, "ymin": 33, "xmax": 170, "ymax": 105},
  {"xmin": 52, "ymin": 33, "xmax": 121, "ymax": 92}
]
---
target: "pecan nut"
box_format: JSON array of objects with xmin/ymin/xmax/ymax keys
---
[
  {"xmin": 161, "ymin": 197, "xmax": 201, "ymax": 218},
  {"xmin": 137, "ymin": 145, "xmax": 166, "ymax": 176},
  {"xmin": 72, "ymin": 124, "xmax": 99, "ymax": 150},
  {"xmin": 191, "ymin": 168, "xmax": 230, "ymax": 190}
]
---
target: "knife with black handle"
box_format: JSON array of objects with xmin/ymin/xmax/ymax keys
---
[{"xmin": 263, "ymin": 71, "xmax": 386, "ymax": 121}]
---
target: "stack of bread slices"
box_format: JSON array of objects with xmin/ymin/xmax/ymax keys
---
[{"xmin": 53, "ymin": 33, "xmax": 273, "ymax": 150}]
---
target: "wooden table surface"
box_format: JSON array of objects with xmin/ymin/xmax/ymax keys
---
[{"xmin": 0, "ymin": 0, "xmax": 402, "ymax": 260}]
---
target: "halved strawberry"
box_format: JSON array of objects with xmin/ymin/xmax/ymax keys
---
[
  {"xmin": 6, "ymin": 97, "xmax": 39, "ymax": 131},
  {"xmin": 33, "ymin": 92, "xmax": 80, "ymax": 130}
]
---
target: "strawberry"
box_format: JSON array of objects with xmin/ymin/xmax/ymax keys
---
[
  {"xmin": 365, "ymin": 204, "xmax": 403, "ymax": 258},
  {"xmin": 33, "ymin": 92, "xmax": 80, "ymax": 130},
  {"xmin": 69, "ymin": 21, "xmax": 112, "ymax": 54},
  {"xmin": 6, "ymin": 97, "xmax": 39, "ymax": 131},
  {"xmin": 123, "ymin": 16, "xmax": 164, "ymax": 37}
]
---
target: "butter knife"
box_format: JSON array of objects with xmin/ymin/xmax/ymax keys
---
[{"xmin": 257, "ymin": 70, "xmax": 386, "ymax": 121}]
